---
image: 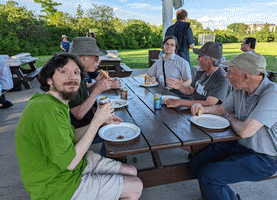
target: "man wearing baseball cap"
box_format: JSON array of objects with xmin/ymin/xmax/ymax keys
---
[
  {"xmin": 60, "ymin": 35, "xmax": 70, "ymax": 52},
  {"xmin": 164, "ymin": 41, "xmax": 231, "ymax": 108},
  {"xmin": 189, "ymin": 52, "xmax": 277, "ymax": 200}
]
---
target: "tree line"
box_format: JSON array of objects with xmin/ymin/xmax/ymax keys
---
[{"xmin": 1, "ymin": 0, "xmax": 277, "ymax": 56}]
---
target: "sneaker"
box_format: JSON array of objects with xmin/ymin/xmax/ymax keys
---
[{"xmin": 1, "ymin": 101, "xmax": 13, "ymax": 109}]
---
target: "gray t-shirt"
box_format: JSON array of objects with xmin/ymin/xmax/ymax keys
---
[
  {"xmin": 147, "ymin": 53, "xmax": 191, "ymax": 87},
  {"xmin": 191, "ymin": 66, "xmax": 231, "ymax": 103},
  {"xmin": 222, "ymin": 76, "xmax": 277, "ymax": 156}
]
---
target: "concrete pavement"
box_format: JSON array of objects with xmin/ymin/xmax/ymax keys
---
[{"xmin": 1, "ymin": 68, "xmax": 277, "ymax": 200}]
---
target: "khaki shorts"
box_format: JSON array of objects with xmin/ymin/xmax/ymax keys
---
[{"xmin": 71, "ymin": 151, "xmax": 123, "ymax": 200}]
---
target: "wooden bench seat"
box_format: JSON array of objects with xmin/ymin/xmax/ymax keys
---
[
  {"xmin": 13, "ymin": 66, "xmax": 42, "ymax": 82},
  {"xmin": 120, "ymin": 63, "xmax": 133, "ymax": 74},
  {"xmin": 23, "ymin": 66, "xmax": 43, "ymax": 81}
]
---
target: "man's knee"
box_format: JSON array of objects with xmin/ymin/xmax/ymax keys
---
[
  {"xmin": 121, "ymin": 176, "xmax": 143, "ymax": 200},
  {"xmin": 119, "ymin": 163, "xmax": 138, "ymax": 176}
]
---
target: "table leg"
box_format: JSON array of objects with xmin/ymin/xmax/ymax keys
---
[
  {"xmin": 11, "ymin": 68, "xmax": 32, "ymax": 89},
  {"xmin": 151, "ymin": 150, "xmax": 163, "ymax": 169}
]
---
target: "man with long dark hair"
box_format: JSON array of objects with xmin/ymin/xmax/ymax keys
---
[{"xmin": 15, "ymin": 53, "xmax": 143, "ymax": 200}]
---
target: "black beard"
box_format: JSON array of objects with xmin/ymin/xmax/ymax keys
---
[
  {"xmin": 52, "ymin": 81, "xmax": 79, "ymax": 100},
  {"xmin": 60, "ymin": 90, "xmax": 78, "ymax": 100}
]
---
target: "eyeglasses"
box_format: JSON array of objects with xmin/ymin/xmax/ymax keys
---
[{"xmin": 164, "ymin": 43, "xmax": 175, "ymax": 47}]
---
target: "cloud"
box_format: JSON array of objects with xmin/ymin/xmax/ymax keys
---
[
  {"xmin": 198, "ymin": 16, "xmax": 227, "ymax": 22},
  {"xmin": 267, "ymin": 2, "xmax": 277, "ymax": 5},
  {"xmin": 119, "ymin": 0, "xmax": 127, "ymax": 2},
  {"xmin": 128, "ymin": 3, "xmax": 162, "ymax": 10}
]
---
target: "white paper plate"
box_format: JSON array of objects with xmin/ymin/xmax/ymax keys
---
[
  {"xmin": 98, "ymin": 122, "xmax": 141, "ymax": 142},
  {"xmin": 162, "ymin": 95, "xmax": 180, "ymax": 101},
  {"xmin": 139, "ymin": 82, "xmax": 159, "ymax": 87},
  {"xmin": 110, "ymin": 99, "xmax": 128, "ymax": 109},
  {"xmin": 191, "ymin": 114, "xmax": 230, "ymax": 129}
]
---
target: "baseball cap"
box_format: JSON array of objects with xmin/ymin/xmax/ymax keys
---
[
  {"xmin": 221, "ymin": 52, "xmax": 267, "ymax": 75},
  {"xmin": 62, "ymin": 35, "xmax": 67, "ymax": 38},
  {"xmin": 193, "ymin": 42, "xmax": 223, "ymax": 60},
  {"xmin": 69, "ymin": 37, "xmax": 107, "ymax": 56}
]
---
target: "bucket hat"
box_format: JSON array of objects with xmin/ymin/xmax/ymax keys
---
[{"xmin": 69, "ymin": 37, "xmax": 107, "ymax": 56}]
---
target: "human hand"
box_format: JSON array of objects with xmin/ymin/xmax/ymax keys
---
[
  {"xmin": 150, "ymin": 77, "xmax": 157, "ymax": 84},
  {"xmin": 94, "ymin": 102, "xmax": 114, "ymax": 125},
  {"xmin": 163, "ymin": 99, "xmax": 182, "ymax": 108},
  {"xmin": 191, "ymin": 103, "xmax": 204, "ymax": 116},
  {"xmin": 96, "ymin": 79, "xmax": 114, "ymax": 93},
  {"xmin": 105, "ymin": 115, "xmax": 124, "ymax": 125},
  {"xmin": 166, "ymin": 76, "xmax": 183, "ymax": 90},
  {"xmin": 111, "ymin": 79, "xmax": 121, "ymax": 89},
  {"xmin": 97, "ymin": 70, "xmax": 109, "ymax": 81}
]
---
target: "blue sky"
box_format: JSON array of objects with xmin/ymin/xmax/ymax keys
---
[{"xmin": 2, "ymin": 0, "xmax": 277, "ymax": 30}]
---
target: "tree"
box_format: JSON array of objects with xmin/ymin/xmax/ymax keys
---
[
  {"xmin": 33, "ymin": 0, "xmax": 61, "ymax": 19},
  {"xmin": 227, "ymin": 23, "xmax": 249, "ymax": 41},
  {"xmin": 254, "ymin": 23, "xmax": 274, "ymax": 42},
  {"xmin": 49, "ymin": 11, "xmax": 69, "ymax": 27},
  {"xmin": 76, "ymin": 4, "xmax": 84, "ymax": 20},
  {"xmin": 87, "ymin": 3, "xmax": 114, "ymax": 22}
]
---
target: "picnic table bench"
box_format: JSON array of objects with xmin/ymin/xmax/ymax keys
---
[
  {"xmin": 100, "ymin": 76, "xmax": 277, "ymax": 198},
  {"xmin": 99, "ymin": 50, "xmax": 133, "ymax": 77},
  {"xmin": 6, "ymin": 56, "xmax": 42, "ymax": 89}
]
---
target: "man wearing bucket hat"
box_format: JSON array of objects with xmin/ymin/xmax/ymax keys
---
[
  {"xmin": 189, "ymin": 52, "xmax": 277, "ymax": 200},
  {"xmin": 69, "ymin": 37, "xmax": 121, "ymax": 128},
  {"xmin": 60, "ymin": 35, "xmax": 70, "ymax": 52},
  {"xmin": 164, "ymin": 41, "xmax": 231, "ymax": 108},
  {"xmin": 69, "ymin": 37, "xmax": 122, "ymax": 156}
]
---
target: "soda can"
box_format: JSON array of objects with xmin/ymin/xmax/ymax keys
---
[
  {"xmin": 120, "ymin": 87, "xmax": 128, "ymax": 100},
  {"xmin": 99, "ymin": 96, "xmax": 110, "ymax": 107},
  {"xmin": 154, "ymin": 93, "xmax": 162, "ymax": 109}
]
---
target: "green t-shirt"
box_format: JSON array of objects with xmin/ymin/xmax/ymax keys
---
[{"xmin": 15, "ymin": 93, "xmax": 87, "ymax": 199}]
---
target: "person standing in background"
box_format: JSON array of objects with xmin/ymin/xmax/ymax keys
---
[
  {"xmin": 60, "ymin": 35, "xmax": 70, "ymax": 52},
  {"xmin": 165, "ymin": 9, "xmax": 195, "ymax": 65}
]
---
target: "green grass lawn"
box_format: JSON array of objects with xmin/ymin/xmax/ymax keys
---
[
  {"xmin": 32, "ymin": 42, "xmax": 277, "ymax": 72},
  {"xmin": 118, "ymin": 43, "xmax": 277, "ymax": 71}
]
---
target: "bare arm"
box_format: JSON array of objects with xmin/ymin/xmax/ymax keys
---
[
  {"xmin": 166, "ymin": 77, "xmax": 194, "ymax": 95},
  {"xmin": 224, "ymin": 114, "xmax": 264, "ymax": 138},
  {"xmin": 190, "ymin": 103, "xmax": 228, "ymax": 116},
  {"xmin": 70, "ymin": 87, "xmax": 101, "ymax": 120},
  {"xmin": 60, "ymin": 45, "xmax": 66, "ymax": 51},
  {"xmin": 74, "ymin": 125, "xmax": 89, "ymax": 142},
  {"xmin": 164, "ymin": 96, "xmax": 219, "ymax": 108},
  {"xmin": 71, "ymin": 79, "xmax": 117, "ymax": 120},
  {"xmin": 67, "ymin": 102, "xmax": 113, "ymax": 170}
]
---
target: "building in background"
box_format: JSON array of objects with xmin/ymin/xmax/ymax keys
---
[{"xmin": 248, "ymin": 24, "xmax": 276, "ymax": 33}]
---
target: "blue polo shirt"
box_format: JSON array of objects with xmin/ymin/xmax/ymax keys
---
[{"xmin": 61, "ymin": 41, "xmax": 70, "ymax": 52}]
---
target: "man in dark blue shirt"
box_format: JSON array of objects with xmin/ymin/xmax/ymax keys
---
[
  {"xmin": 165, "ymin": 9, "xmax": 194, "ymax": 65},
  {"xmin": 60, "ymin": 35, "xmax": 70, "ymax": 52}
]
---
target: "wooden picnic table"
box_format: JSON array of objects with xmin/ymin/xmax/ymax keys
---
[
  {"xmin": 7, "ymin": 57, "xmax": 42, "ymax": 89},
  {"xmin": 100, "ymin": 76, "xmax": 240, "ymax": 188},
  {"xmin": 99, "ymin": 50, "xmax": 133, "ymax": 77}
]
